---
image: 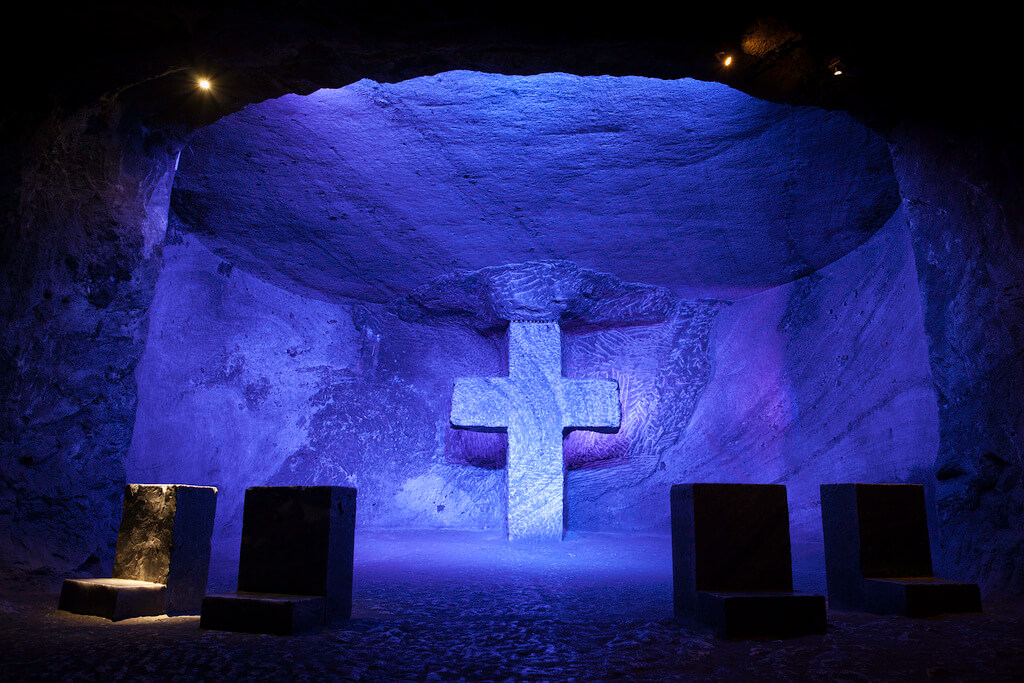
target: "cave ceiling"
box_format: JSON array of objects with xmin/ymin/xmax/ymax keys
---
[{"xmin": 172, "ymin": 72, "xmax": 898, "ymax": 303}]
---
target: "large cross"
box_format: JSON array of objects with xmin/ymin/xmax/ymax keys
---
[{"xmin": 451, "ymin": 321, "xmax": 620, "ymax": 540}]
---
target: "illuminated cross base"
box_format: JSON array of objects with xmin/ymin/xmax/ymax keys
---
[{"xmin": 451, "ymin": 321, "xmax": 620, "ymax": 540}]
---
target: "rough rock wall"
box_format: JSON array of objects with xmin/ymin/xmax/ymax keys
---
[
  {"xmin": 890, "ymin": 124, "xmax": 1024, "ymax": 596},
  {"xmin": 676, "ymin": 208, "xmax": 939, "ymax": 588},
  {"xmin": 127, "ymin": 237, "xmax": 511, "ymax": 569},
  {"xmin": 128, "ymin": 216, "xmax": 938, "ymax": 597},
  {"xmin": 127, "ymin": 251, "xmax": 724, "ymax": 564},
  {"xmin": 562, "ymin": 301, "xmax": 724, "ymax": 530},
  {"xmin": 4, "ymin": 86, "xmax": 1016, "ymax": 602},
  {"xmin": 171, "ymin": 74, "xmax": 899, "ymax": 303},
  {"xmin": 0, "ymin": 105, "xmax": 180, "ymax": 581}
]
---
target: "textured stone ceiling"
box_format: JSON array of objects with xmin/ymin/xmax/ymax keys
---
[{"xmin": 172, "ymin": 71, "xmax": 899, "ymax": 302}]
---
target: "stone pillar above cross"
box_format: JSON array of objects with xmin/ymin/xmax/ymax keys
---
[{"xmin": 450, "ymin": 321, "xmax": 620, "ymax": 540}]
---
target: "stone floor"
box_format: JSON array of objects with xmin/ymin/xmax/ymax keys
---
[{"xmin": 1, "ymin": 530, "xmax": 1022, "ymax": 681}]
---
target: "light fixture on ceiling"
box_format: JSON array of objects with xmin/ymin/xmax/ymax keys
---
[
  {"xmin": 716, "ymin": 51, "xmax": 733, "ymax": 67},
  {"xmin": 827, "ymin": 58, "xmax": 844, "ymax": 76}
]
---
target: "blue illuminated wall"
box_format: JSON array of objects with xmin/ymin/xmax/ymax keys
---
[{"xmin": 127, "ymin": 72, "xmax": 933, "ymax": 584}]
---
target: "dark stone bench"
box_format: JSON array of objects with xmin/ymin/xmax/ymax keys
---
[
  {"xmin": 671, "ymin": 483, "xmax": 827, "ymax": 638},
  {"xmin": 200, "ymin": 486, "xmax": 356, "ymax": 635},
  {"xmin": 58, "ymin": 484, "xmax": 217, "ymax": 620},
  {"xmin": 820, "ymin": 483, "xmax": 981, "ymax": 617}
]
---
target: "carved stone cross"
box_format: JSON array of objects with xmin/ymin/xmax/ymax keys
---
[{"xmin": 451, "ymin": 321, "xmax": 620, "ymax": 540}]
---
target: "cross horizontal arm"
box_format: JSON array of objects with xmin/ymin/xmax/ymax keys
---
[
  {"xmin": 450, "ymin": 377, "xmax": 512, "ymax": 428},
  {"xmin": 560, "ymin": 377, "xmax": 621, "ymax": 429}
]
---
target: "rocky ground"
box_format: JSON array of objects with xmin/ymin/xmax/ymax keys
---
[{"xmin": 1, "ymin": 531, "xmax": 1021, "ymax": 681}]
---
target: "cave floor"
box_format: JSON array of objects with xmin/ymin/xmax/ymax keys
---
[{"xmin": 1, "ymin": 530, "xmax": 1022, "ymax": 681}]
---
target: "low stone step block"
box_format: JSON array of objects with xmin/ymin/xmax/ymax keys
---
[
  {"xmin": 671, "ymin": 483, "xmax": 827, "ymax": 638},
  {"xmin": 864, "ymin": 578, "xmax": 983, "ymax": 617},
  {"xmin": 696, "ymin": 592, "xmax": 827, "ymax": 639},
  {"xmin": 58, "ymin": 578, "xmax": 166, "ymax": 621},
  {"xmin": 671, "ymin": 483, "xmax": 797, "ymax": 616},
  {"xmin": 200, "ymin": 593, "xmax": 327, "ymax": 635}
]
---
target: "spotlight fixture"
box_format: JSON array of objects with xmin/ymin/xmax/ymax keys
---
[
  {"xmin": 716, "ymin": 51, "xmax": 733, "ymax": 67},
  {"xmin": 198, "ymin": 77, "xmax": 212, "ymax": 91},
  {"xmin": 827, "ymin": 58, "xmax": 844, "ymax": 76}
]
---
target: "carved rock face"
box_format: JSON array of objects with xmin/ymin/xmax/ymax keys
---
[
  {"xmin": 2, "ymin": 7, "xmax": 1022, "ymax": 603},
  {"xmin": 172, "ymin": 72, "xmax": 898, "ymax": 304},
  {"xmin": 113, "ymin": 485, "xmax": 177, "ymax": 585},
  {"xmin": 127, "ymin": 74, "xmax": 931, "ymax": 585}
]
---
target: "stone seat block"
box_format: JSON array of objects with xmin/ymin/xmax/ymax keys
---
[
  {"xmin": 58, "ymin": 578, "xmax": 166, "ymax": 621},
  {"xmin": 820, "ymin": 483, "xmax": 982, "ymax": 617},
  {"xmin": 113, "ymin": 484, "xmax": 218, "ymax": 614},
  {"xmin": 671, "ymin": 483, "xmax": 827, "ymax": 638},
  {"xmin": 200, "ymin": 593, "xmax": 327, "ymax": 635},
  {"xmin": 200, "ymin": 486, "xmax": 356, "ymax": 635},
  {"xmin": 696, "ymin": 591, "xmax": 827, "ymax": 639},
  {"xmin": 56, "ymin": 483, "xmax": 217, "ymax": 620},
  {"xmin": 863, "ymin": 578, "xmax": 982, "ymax": 618}
]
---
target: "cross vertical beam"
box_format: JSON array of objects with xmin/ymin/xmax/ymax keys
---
[{"xmin": 451, "ymin": 321, "xmax": 620, "ymax": 540}]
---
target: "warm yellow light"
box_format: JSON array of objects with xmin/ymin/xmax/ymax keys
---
[
  {"xmin": 723, "ymin": 55, "xmax": 733, "ymax": 67},
  {"xmin": 833, "ymin": 69, "xmax": 842, "ymax": 76},
  {"xmin": 198, "ymin": 78, "xmax": 212, "ymax": 91}
]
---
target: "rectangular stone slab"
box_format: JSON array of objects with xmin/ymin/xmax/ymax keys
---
[
  {"xmin": 236, "ymin": 486, "xmax": 356, "ymax": 622},
  {"xmin": 112, "ymin": 484, "xmax": 217, "ymax": 613},
  {"xmin": 671, "ymin": 483, "xmax": 794, "ymax": 618},
  {"xmin": 820, "ymin": 483, "xmax": 932, "ymax": 603},
  {"xmin": 696, "ymin": 592, "xmax": 827, "ymax": 639},
  {"xmin": 864, "ymin": 578, "xmax": 983, "ymax": 617},
  {"xmin": 58, "ymin": 578, "xmax": 166, "ymax": 621},
  {"xmin": 200, "ymin": 593, "xmax": 327, "ymax": 635}
]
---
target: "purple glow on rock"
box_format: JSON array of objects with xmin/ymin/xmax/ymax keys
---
[{"xmin": 564, "ymin": 369, "xmax": 635, "ymax": 469}]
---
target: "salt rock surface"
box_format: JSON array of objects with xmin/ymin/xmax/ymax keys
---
[
  {"xmin": 134, "ymin": 73, "xmax": 931, "ymax": 585},
  {"xmin": 172, "ymin": 72, "xmax": 898, "ymax": 303},
  {"xmin": 395, "ymin": 259, "xmax": 680, "ymax": 329},
  {"xmin": 128, "ymin": 210, "xmax": 935, "ymax": 594}
]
